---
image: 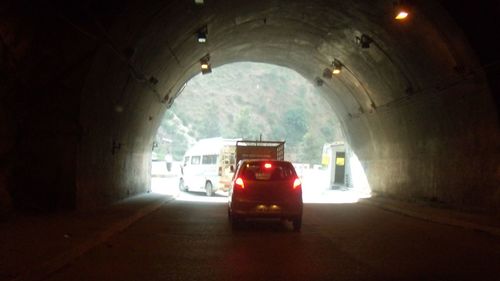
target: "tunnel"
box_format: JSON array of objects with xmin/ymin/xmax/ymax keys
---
[{"xmin": 0, "ymin": 0, "xmax": 498, "ymax": 214}]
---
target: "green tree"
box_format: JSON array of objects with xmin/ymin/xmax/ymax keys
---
[
  {"xmin": 196, "ymin": 113, "xmax": 221, "ymax": 138},
  {"xmin": 282, "ymin": 107, "xmax": 308, "ymax": 145},
  {"xmin": 233, "ymin": 107, "xmax": 260, "ymax": 139},
  {"xmin": 299, "ymin": 131, "xmax": 324, "ymax": 164}
]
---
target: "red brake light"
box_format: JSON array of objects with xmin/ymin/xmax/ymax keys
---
[
  {"xmin": 264, "ymin": 163, "xmax": 272, "ymax": 169},
  {"xmin": 293, "ymin": 178, "xmax": 302, "ymax": 189},
  {"xmin": 235, "ymin": 177, "xmax": 245, "ymax": 189}
]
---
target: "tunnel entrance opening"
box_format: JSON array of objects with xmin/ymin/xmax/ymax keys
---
[{"xmin": 150, "ymin": 62, "xmax": 371, "ymax": 204}]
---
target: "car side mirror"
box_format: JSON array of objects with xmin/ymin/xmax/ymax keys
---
[{"xmin": 230, "ymin": 165, "xmax": 234, "ymax": 172}]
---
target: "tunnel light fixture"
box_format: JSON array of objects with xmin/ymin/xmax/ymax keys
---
[
  {"xmin": 355, "ymin": 34, "xmax": 373, "ymax": 49},
  {"xmin": 197, "ymin": 33, "xmax": 207, "ymax": 43},
  {"xmin": 393, "ymin": 1, "xmax": 410, "ymax": 20},
  {"xmin": 149, "ymin": 76, "xmax": 159, "ymax": 86},
  {"xmin": 201, "ymin": 62, "xmax": 212, "ymax": 74},
  {"xmin": 194, "ymin": 0, "xmax": 204, "ymax": 4},
  {"xmin": 315, "ymin": 77, "xmax": 324, "ymax": 87},
  {"xmin": 196, "ymin": 25, "xmax": 208, "ymax": 43},
  {"xmin": 200, "ymin": 54, "xmax": 212, "ymax": 74},
  {"xmin": 322, "ymin": 68, "xmax": 333, "ymax": 79},
  {"xmin": 332, "ymin": 59, "xmax": 343, "ymax": 75},
  {"xmin": 395, "ymin": 9, "xmax": 409, "ymax": 20}
]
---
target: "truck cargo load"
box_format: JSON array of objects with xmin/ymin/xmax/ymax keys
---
[{"xmin": 235, "ymin": 140, "xmax": 285, "ymax": 164}]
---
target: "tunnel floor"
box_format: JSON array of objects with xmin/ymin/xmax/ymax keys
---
[{"xmin": 1, "ymin": 191, "xmax": 500, "ymax": 281}]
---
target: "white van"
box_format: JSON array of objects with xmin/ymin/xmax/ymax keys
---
[{"xmin": 179, "ymin": 138, "xmax": 238, "ymax": 196}]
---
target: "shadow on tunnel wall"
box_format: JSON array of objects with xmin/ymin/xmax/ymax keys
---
[{"xmin": 439, "ymin": 0, "xmax": 500, "ymax": 119}]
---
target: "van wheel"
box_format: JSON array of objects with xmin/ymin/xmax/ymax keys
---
[
  {"xmin": 179, "ymin": 178, "xmax": 187, "ymax": 191},
  {"xmin": 205, "ymin": 181, "xmax": 214, "ymax": 197}
]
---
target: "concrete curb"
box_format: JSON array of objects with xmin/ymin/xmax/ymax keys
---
[
  {"xmin": 9, "ymin": 194, "xmax": 173, "ymax": 281},
  {"xmin": 361, "ymin": 198, "xmax": 500, "ymax": 237}
]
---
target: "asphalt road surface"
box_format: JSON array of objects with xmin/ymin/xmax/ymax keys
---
[{"xmin": 44, "ymin": 193, "xmax": 500, "ymax": 281}]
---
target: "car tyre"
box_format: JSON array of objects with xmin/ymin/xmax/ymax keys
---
[
  {"xmin": 205, "ymin": 181, "xmax": 214, "ymax": 197},
  {"xmin": 292, "ymin": 217, "xmax": 302, "ymax": 232}
]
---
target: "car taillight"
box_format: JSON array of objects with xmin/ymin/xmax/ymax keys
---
[
  {"xmin": 235, "ymin": 177, "xmax": 245, "ymax": 189},
  {"xmin": 293, "ymin": 178, "xmax": 302, "ymax": 190}
]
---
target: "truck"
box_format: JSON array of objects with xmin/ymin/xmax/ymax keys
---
[{"xmin": 234, "ymin": 139, "xmax": 285, "ymax": 164}]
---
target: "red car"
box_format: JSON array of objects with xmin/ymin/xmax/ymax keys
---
[{"xmin": 228, "ymin": 159, "xmax": 303, "ymax": 231}]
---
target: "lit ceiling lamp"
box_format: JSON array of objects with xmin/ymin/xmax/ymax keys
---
[
  {"xmin": 394, "ymin": 1, "xmax": 410, "ymax": 20},
  {"xmin": 200, "ymin": 54, "xmax": 211, "ymax": 74},
  {"xmin": 194, "ymin": 0, "xmax": 204, "ymax": 4},
  {"xmin": 196, "ymin": 25, "xmax": 208, "ymax": 43},
  {"xmin": 332, "ymin": 59, "xmax": 342, "ymax": 75}
]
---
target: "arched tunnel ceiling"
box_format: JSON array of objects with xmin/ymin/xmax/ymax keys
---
[
  {"xmin": 0, "ymin": 0, "xmax": 498, "ymax": 213},
  {"xmin": 118, "ymin": 0, "xmax": 476, "ymax": 114}
]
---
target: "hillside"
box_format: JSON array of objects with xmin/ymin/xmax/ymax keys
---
[{"xmin": 155, "ymin": 62, "xmax": 344, "ymax": 163}]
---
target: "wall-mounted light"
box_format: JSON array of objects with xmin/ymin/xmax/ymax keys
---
[
  {"xmin": 355, "ymin": 34, "xmax": 373, "ymax": 49},
  {"xmin": 323, "ymin": 68, "xmax": 333, "ymax": 79},
  {"xmin": 194, "ymin": 0, "xmax": 204, "ymax": 4},
  {"xmin": 315, "ymin": 77, "xmax": 324, "ymax": 87},
  {"xmin": 332, "ymin": 59, "xmax": 343, "ymax": 75},
  {"xmin": 196, "ymin": 25, "xmax": 208, "ymax": 43},
  {"xmin": 200, "ymin": 54, "xmax": 212, "ymax": 74},
  {"xmin": 393, "ymin": 1, "xmax": 410, "ymax": 20},
  {"xmin": 149, "ymin": 76, "xmax": 159, "ymax": 86}
]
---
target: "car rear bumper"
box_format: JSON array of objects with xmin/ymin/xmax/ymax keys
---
[{"xmin": 230, "ymin": 200, "xmax": 302, "ymax": 219}]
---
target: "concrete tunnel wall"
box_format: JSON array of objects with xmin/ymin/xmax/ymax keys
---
[{"xmin": 0, "ymin": 0, "xmax": 498, "ymax": 213}]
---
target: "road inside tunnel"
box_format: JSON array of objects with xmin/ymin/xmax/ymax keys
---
[{"xmin": 41, "ymin": 196, "xmax": 500, "ymax": 281}]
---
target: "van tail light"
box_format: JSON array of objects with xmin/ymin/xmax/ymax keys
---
[
  {"xmin": 293, "ymin": 178, "xmax": 302, "ymax": 190},
  {"xmin": 235, "ymin": 177, "xmax": 245, "ymax": 190}
]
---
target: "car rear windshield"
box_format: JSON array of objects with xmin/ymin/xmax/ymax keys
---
[{"xmin": 240, "ymin": 161, "xmax": 296, "ymax": 181}]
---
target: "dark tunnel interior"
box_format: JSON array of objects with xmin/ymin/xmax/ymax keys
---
[{"xmin": 0, "ymin": 0, "xmax": 498, "ymax": 214}]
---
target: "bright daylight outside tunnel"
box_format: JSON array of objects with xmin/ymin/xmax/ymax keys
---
[
  {"xmin": 150, "ymin": 62, "xmax": 371, "ymax": 204},
  {"xmin": 0, "ymin": 0, "xmax": 498, "ymax": 214}
]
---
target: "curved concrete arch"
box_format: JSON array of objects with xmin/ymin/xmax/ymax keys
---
[{"xmin": 0, "ymin": 0, "xmax": 497, "ymax": 213}]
